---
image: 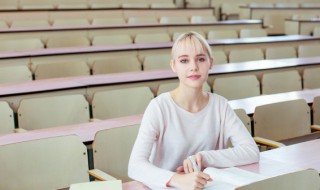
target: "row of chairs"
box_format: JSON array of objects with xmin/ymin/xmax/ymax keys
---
[
  {"xmin": 0, "ymin": 15, "xmax": 218, "ymax": 29},
  {"xmin": 0, "ymin": 0, "xmax": 176, "ymax": 10}
]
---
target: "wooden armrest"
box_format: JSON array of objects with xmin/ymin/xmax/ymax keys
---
[
  {"xmin": 88, "ymin": 169, "xmax": 117, "ymax": 181},
  {"xmin": 89, "ymin": 118, "xmax": 102, "ymax": 122},
  {"xmin": 254, "ymin": 137, "xmax": 286, "ymax": 148},
  {"xmin": 311, "ymin": 125, "xmax": 320, "ymax": 131},
  {"xmin": 14, "ymin": 128, "xmax": 28, "ymax": 133}
]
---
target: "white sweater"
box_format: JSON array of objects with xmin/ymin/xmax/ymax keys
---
[{"xmin": 128, "ymin": 93, "xmax": 259, "ymax": 189}]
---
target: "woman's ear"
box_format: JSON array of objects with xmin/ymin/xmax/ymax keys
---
[
  {"xmin": 170, "ymin": 59, "xmax": 176, "ymax": 72},
  {"xmin": 209, "ymin": 57, "xmax": 214, "ymax": 69}
]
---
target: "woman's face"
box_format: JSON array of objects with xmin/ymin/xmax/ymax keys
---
[{"xmin": 171, "ymin": 39, "xmax": 213, "ymax": 90}]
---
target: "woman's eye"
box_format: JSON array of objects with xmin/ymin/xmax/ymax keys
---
[
  {"xmin": 180, "ymin": 59, "xmax": 188, "ymax": 63},
  {"xmin": 198, "ymin": 57, "xmax": 206, "ymax": 62}
]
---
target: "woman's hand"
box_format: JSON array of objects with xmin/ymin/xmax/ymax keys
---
[
  {"xmin": 168, "ymin": 172, "xmax": 211, "ymax": 190},
  {"xmin": 184, "ymin": 153, "xmax": 202, "ymax": 173}
]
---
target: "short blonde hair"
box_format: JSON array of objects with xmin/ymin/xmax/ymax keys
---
[{"xmin": 171, "ymin": 31, "xmax": 213, "ymax": 60}]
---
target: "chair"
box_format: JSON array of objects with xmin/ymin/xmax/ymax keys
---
[
  {"xmin": 237, "ymin": 169, "xmax": 320, "ymax": 190},
  {"xmin": 313, "ymin": 27, "xmax": 320, "ymax": 37},
  {"xmin": 221, "ymin": 3, "xmax": 242, "ymax": 20},
  {"xmin": 190, "ymin": 16, "xmax": 217, "ymax": 23},
  {"xmin": 92, "ymin": 34, "xmax": 133, "ymax": 46},
  {"xmin": 19, "ymin": 0, "xmax": 55, "ymax": 9},
  {"xmin": 0, "ymin": 101, "xmax": 15, "ymax": 134},
  {"xmin": 253, "ymin": 99, "xmax": 320, "ymax": 148},
  {"xmin": 0, "ymin": 65, "xmax": 32, "ymax": 84},
  {"xmin": 265, "ymin": 46, "xmax": 297, "ymax": 59},
  {"xmin": 313, "ymin": 96, "xmax": 320, "ymax": 125},
  {"xmin": 274, "ymin": 3, "xmax": 299, "ymax": 8},
  {"xmin": 172, "ymin": 31, "xmax": 206, "ymax": 41},
  {"xmin": 234, "ymin": 109, "xmax": 251, "ymax": 133},
  {"xmin": 92, "ymin": 87, "xmax": 154, "ymax": 119},
  {"xmin": 303, "ymin": 68, "xmax": 320, "ymax": 89},
  {"xmin": 143, "ymin": 54, "xmax": 171, "ymax": 70},
  {"xmin": 56, "ymin": 0, "xmax": 88, "ymax": 9},
  {"xmin": 0, "ymin": 0, "xmax": 18, "ymax": 10},
  {"xmin": 34, "ymin": 61, "xmax": 90, "ymax": 79},
  {"xmin": 291, "ymin": 14, "xmax": 318, "ymax": 19},
  {"xmin": 127, "ymin": 17, "xmax": 158, "ymax": 25},
  {"xmin": 262, "ymin": 70, "xmax": 302, "ymax": 94},
  {"xmin": 134, "ymin": 33, "xmax": 171, "ymax": 44},
  {"xmin": 157, "ymin": 81, "xmax": 211, "ymax": 95},
  {"xmin": 213, "ymin": 75, "xmax": 260, "ymax": 100},
  {"xmin": 92, "ymin": 18, "xmax": 126, "ymax": 26},
  {"xmin": 92, "ymin": 57, "xmax": 141, "ymax": 74},
  {"xmin": 300, "ymin": 3, "xmax": 320, "ymax": 7},
  {"xmin": 46, "ymin": 36, "xmax": 90, "ymax": 48},
  {"xmin": 207, "ymin": 30, "xmax": 238, "ymax": 40},
  {"xmin": 239, "ymin": 29, "xmax": 267, "ymax": 38},
  {"xmin": 89, "ymin": 0, "xmax": 121, "ymax": 8},
  {"xmin": 159, "ymin": 16, "xmax": 189, "ymax": 24},
  {"xmin": 52, "ymin": 19, "xmax": 90, "ymax": 27},
  {"xmin": 212, "ymin": 51, "xmax": 228, "ymax": 64},
  {"xmin": 229, "ymin": 49, "xmax": 264, "ymax": 63},
  {"xmin": 122, "ymin": 1, "xmax": 150, "ymax": 8},
  {"xmin": 298, "ymin": 44, "xmax": 320, "ymax": 57},
  {"xmin": 0, "ymin": 135, "xmax": 89, "ymax": 190},
  {"xmin": 17, "ymin": 94, "xmax": 90, "ymax": 130},
  {"xmin": 0, "ymin": 21, "xmax": 9, "ymax": 29},
  {"xmin": 89, "ymin": 124, "xmax": 140, "ymax": 182},
  {"xmin": 11, "ymin": 20, "xmax": 50, "ymax": 28},
  {"xmin": 150, "ymin": 2, "xmax": 176, "ymax": 8},
  {"xmin": 0, "ymin": 38, "xmax": 44, "ymax": 52},
  {"xmin": 186, "ymin": 0, "xmax": 210, "ymax": 8}
]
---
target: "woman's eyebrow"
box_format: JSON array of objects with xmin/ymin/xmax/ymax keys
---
[
  {"xmin": 196, "ymin": 54, "xmax": 206, "ymax": 57},
  {"xmin": 178, "ymin": 55, "xmax": 189, "ymax": 58}
]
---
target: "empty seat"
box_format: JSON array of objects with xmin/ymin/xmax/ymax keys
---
[
  {"xmin": 190, "ymin": 16, "xmax": 217, "ymax": 23},
  {"xmin": 313, "ymin": 27, "xmax": 320, "ymax": 37},
  {"xmin": 92, "ymin": 34, "xmax": 132, "ymax": 46},
  {"xmin": 92, "ymin": 57, "xmax": 141, "ymax": 74},
  {"xmin": 157, "ymin": 81, "xmax": 211, "ymax": 95},
  {"xmin": 291, "ymin": 14, "xmax": 318, "ymax": 19},
  {"xmin": 213, "ymin": 75, "xmax": 260, "ymax": 100},
  {"xmin": 0, "ymin": 135, "xmax": 89, "ymax": 190},
  {"xmin": 89, "ymin": 124, "xmax": 140, "ymax": 182},
  {"xmin": 186, "ymin": 0, "xmax": 210, "ymax": 8},
  {"xmin": 19, "ymin": 0, "xmax": 55, "ymax": 9},
  {"xmin": 0, "ymin": 101, "xmax": 15, "ymax": 134},
  {"xmin": 0, "ymin": 21, "xmax": 9, "ymax": 29},
  {"xmin": 240, "ymin": 29, "xmax": 267, "ymax": 38},
  {"xmin": 275, "ymin": 3, "xmax": 299, "ymax": 8},
  {"xmin": 207, "ymin": 30, "xmax": 238, "ymax": 40},
  {"xmin": 0, "ymin": 38, "xmax": 44, "ymax": 52},
  {"xmin": 300, "ymin": 2, "xmax": 320, "ymax": 7},
  {"xmin": 135, "ymin": 33, "xmax": 171, "ymax": 44},
  {"xmin": 11, "ymin": 20, "xmax": 50, "ymax": 28},
  {"xmin": 92, "ymin": 18, "xmax": 126, "ymax": 25},
  {"xmin": 127, "ymin": 17, "xmax": 158, "ymax": 25},
  {"xmin": 298, "ymin": 44, "xmax": 320, "ymax": 57},
  {"xmin": 160, "ymin": 16, "xmax": 189, "ymax": 24},
  {"xmin": 122, "ymin": 2, "xmax": 149, "ymax": 8},
  {"xmin": 150, "ymin": 2, "xmax": 176, "ymax": 8},
  {"xmin": 46, "ymin": 36, "xmax": 90, "ymax": 48},
  {"xmin": 234, "ymin": 109, "xmax": 251, "ymax": 133},
  {"xmin": 313, "ymin": 96, "xmax": 320, "ymax": 125},
  {"xmin": 229, "ymin": 49, "xmax": 264, "ymax": 63},
  {"xmin": 52, "ymin": 19, "xmax": 90, "ymax": 27},
  {"xmin": 34, "ymin": 61, "xmax": 90, "ymax": 79},
  {"xmin": 143, "ymin": 54, "xmax": 171, "ymax": 70},
  {"xmin": 0, "ymin": 65, "xmax": 32, "ymax": 84},
  {"xmin": 262, "ymin": 70, "xmax": 302, "ymax": 94},
  {"xmin": 89, "ymin": 0, "xmax": 121, "ymax": 8},
  {"xmin": 18, "ymin": 94, "xmax": 90, "ymax": 130},
  {"xmin": 265, "ymin": 46, "xmax": 297, "ymax": 59},
  {"xmin": 172, "ymin": 31, "xmax": 206, "ymax": 41},
  {"xmin": 303, "ymin": 68, "xmax": 320, "ymax": 89},
  {"xmin": 221, "ymin": 3, "xmax": 242, "ymax": 20},
  {"xmin": 92, "ymin": 87, "xmax": 154, "ymax": 119},
  {"xmin": 212, "ymin": 51, "xmax": 228, "ymax": 64},
  {"xmin": 56, "ymin": 0, "xmax": 88, "ymax": 9},
  {"xmin": 0, "ymin": 0, "xmax": 18, "ymax": 10}
]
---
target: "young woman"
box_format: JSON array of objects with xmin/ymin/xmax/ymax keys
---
[{"xmin": 128, "ymin": 31, "xmax": 259, "ymax": 190}]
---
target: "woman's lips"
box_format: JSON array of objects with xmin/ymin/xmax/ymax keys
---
[{"xmin": 187, "ymin": 75, "xmax": 201, "ymax": 80}]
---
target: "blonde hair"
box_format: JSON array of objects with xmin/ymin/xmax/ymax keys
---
[{"xmin": 171, "ymin": 31, "xmax": 213, "ymax": 60}]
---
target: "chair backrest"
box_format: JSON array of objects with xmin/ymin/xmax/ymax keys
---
[
  {"xmin": 91, "ymin": 18, "xmax": 126, "ymax": 25},
  {"xmin": 0, "ymin": 65, "xmax": 32, "ymax": 84},
  {"xmin": 313, "ymin": 96, "xmax": 320, "ymax": 125},
  {"xmin": 0, "ymin": 38, "xmax": 44, "ymax": 52},
  {"xmin": 52, "ymin": 18, "xmax": 90, "ymax": 27},
  {"xmin": 19, "ymin": 0, "xmax": 55, "ymax": 10},
  {"xmin": 254, "ymin": 99, "xmax": 311, "ymax": 141},
  {"xmin": 240, "ymin": 29, "xmax": 267, "ymax": 38},
  {"xmin": 313, "ymin": 27, "xmax": 320, "ymax": 37},
  {"xmin": 92, "ymin": 87, "xmax": 154, "ymax": 119},
  {"xmin": 135, "ymin": 33, "xmax": 171, "ymax": 44},
  {"xmin": 275, "ymin": 2, "xmax": 299, "ymax": 8},
  {"xmin": 265, "ymin": 46, "xmax": 297, "ymax": 59},
  {"xmin": 237, "ymin": 169, "xmax": 320, "ymax": 190},
  {"xmin": 300, "ymin": 2, "xmax": 320, "ymax": 7},
  {"xmin": 18, "ymin": 94, "xmax": 90, "ymax": 130},
  {"xmin": 291, "ymin": 14, "xmax": 318, "ymax": 19},
  {"xmin": 262, "ymin": 70, "xmax": 302, "ymax": 94},
  {"xmin": 298, "ymin": 44, "xmax": 320, "ymax": 57},
  {"xmin": 190, "ymin": 15, "xmax": 217, "ymax": 23},
  {"xmin": 212, "ymin": 51, "xmax": 228, "ymax": 64},
  {"xmin": 157, "ymin": 81, "xmax": 211, "ymax": 96},
  {"xmin": 207, "ymin": 30, "xmax": 238, "ymax": 40},
  {"xmin": 56, "ymin": 0, "xmax": 88, "ymax": 9},
  {"xmin": 213, "ymin": 75, "xmax": 260, "ymax": 100},
  {"xmin": 159, "ymin": 16, "xmax": 189, "ymax": 24},
  {"xmin": 34, "ymin": 61, "xmax": 90, "ymax": 79},
  {"xmin": 127, "ymin": 17, "xmax": 158, "ymax": 25},
  {"xmin": 0, "ymin": 135, "xmax": 89, "ymax": 190},
  {"xmin": 303, "ymin": 68, "xmax": 320, "ymax": 89},
  {"xmin": 186, "ymin": 0, "xmax": 210, "ymax": 8},
  {"xmin": 11, "ymin": 20, "xmax": 50, "ymax": 28},
  {"xmin": 92, "ymin": 34, "xmax": 133, "ymax": 46},
  {"xmin": 92, "ymin": 124, "xmax": 140, "ymax": 182},
  {"xmin": 0, "ymin": 21, "xmax": 9, "ymax": 29},
  {"xmin": 89, "ymin": 0, "xmax": 121, "ymax": 8},
  {"xmin": 150, "ymin": 2, "xmax": 176, "ymax": 8},
  {"xmin": 234, "ymin": 108, "xmax": 251, "ymax": 133},
  {"xmin": 92, "ymin": 57, "xmax": 141, "ymax": 74},
  {"xmin": 46, "ymin": 36, "xmax": 90, "ymax": 48},
  {"xmin": 229, "ymin": 49, "xmax": 264, "ymax": 63},
  {"xmin": 172, "ymin": 31, "xmax": 206, "ymax": 41},
  {"xmin": 143, "ymin": 54, "xmax": 171, "ymax": 70},
  {"xmin": 0, "ymin": 101, "xmax": 14, "ymax": 134},
  {"xmin": 0, "ymin": 0, "xmax": 18, "ymax": 10}
]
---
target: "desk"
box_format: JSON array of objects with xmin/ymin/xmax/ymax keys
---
[{"xmin": 285, "ymin": 18, "xmax": 320, "ymax": 35}]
